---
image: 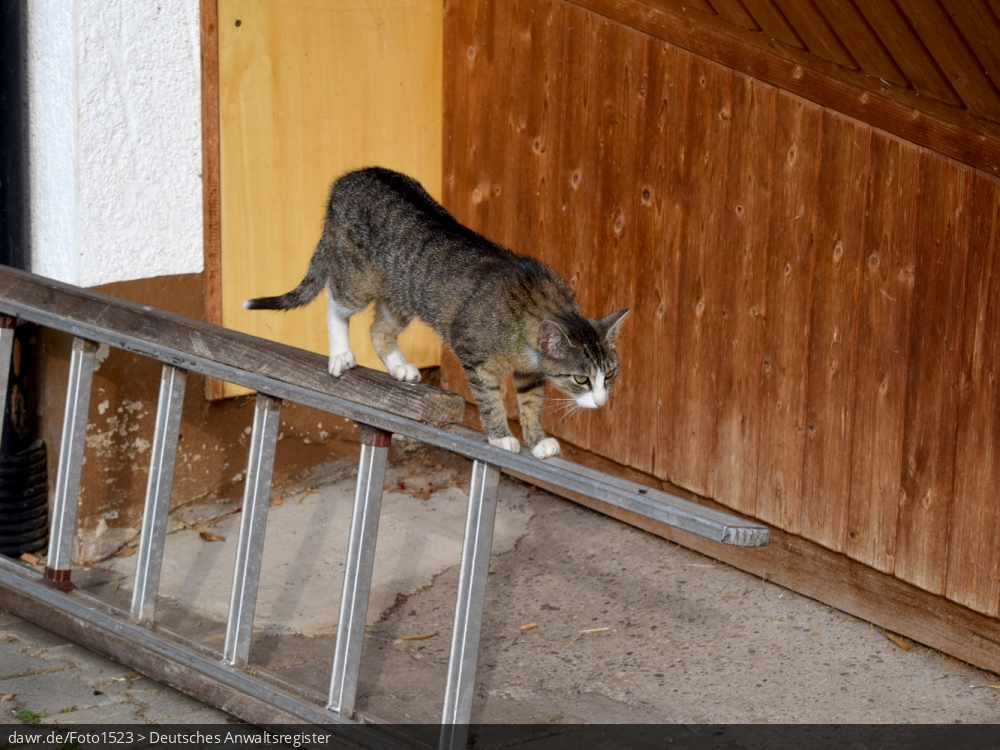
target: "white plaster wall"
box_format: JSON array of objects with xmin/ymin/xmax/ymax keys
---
[{"xmin": 28, "ymin": 0, "xmax": 204, "ymax": 287}]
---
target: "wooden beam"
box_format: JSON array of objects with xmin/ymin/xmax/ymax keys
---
[{"xmin": 0, "ymin": 267, "xmax": 465, "ymax": 428}]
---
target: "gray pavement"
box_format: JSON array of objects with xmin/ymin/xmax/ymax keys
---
[{"xmin": 2, "ymin": 439, "xmax": 1000, "ymax": 726}]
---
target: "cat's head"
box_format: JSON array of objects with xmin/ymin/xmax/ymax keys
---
[{"xmin": 536, "ymin": 309, "xmax": 629, "ymax": 409}]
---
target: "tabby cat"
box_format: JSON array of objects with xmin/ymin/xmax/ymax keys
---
[{"xmin": 244, "ymin": 167, "xmax": 628, "ymax": 459}]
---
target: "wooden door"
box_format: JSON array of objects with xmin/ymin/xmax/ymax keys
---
[{"xmin": 214, "ymin": 0, "xmax": 443, "ymax": 397}]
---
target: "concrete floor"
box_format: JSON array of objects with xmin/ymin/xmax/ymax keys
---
[{"xmin": 3, "ymin": 438, "xmax": 1000, "ymax": 727}]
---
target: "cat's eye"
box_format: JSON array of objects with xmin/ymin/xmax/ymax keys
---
[
  {"xmin": 573, "ymin": 375, "xmax": 590, "ymax": 385},
  {"xmin": 606, "ymin": 367, "xmax": 617, "ymax": 381}
]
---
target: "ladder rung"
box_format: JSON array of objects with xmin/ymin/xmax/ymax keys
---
[
  {"xmin": 327, "ymin": 424, "xmax": 391, "ymax": 716},
  {"xmin": 46, "ymin": 337, "xmax": 98, "ymax": 586},
  {"xmin": 131, "ymin": 364, "xmax": 187, "ymax": 624},
  {"xmin": 224, "ymin": 392, "xmax": 282, "ymax": 668}
]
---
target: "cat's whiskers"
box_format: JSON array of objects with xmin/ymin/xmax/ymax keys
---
[{"xmin": 552, "ymin": 403, "xmax": 581, "ymax": 429}]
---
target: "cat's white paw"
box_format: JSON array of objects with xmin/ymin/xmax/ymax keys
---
[
  {"xmin": 531, "ymin": 437, "xmax": 561, "ymax": 459},
  {"xmin": 391, "ymin": 363, "xmax": 421, "ymax": 383},
  {"xmin": 328, "ymin": 351, "xmax": 356, "ymax": 377},
  {"xmin": 489, "ymin": 436, "xmax": 521, "ymax": 453}
]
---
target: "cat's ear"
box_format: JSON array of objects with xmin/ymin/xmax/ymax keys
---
[
  {"xmin": 538, "ymin": 320, "xmax": 575, "ymax": 360},
  {"xmin": 598, "ymin": 309, "xmax": 630, "ymax": 343}
]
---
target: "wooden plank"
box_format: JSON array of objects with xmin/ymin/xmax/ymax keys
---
[
  {"xmin": 752, "ymin": 92, "xmax": 821, "ymax": 533},
  {"xmin": 893, "ymin": 0, "xmax": 1000, "ymax": 123},
  {"xmin": 844, "ymin": 133, "xmax": 919, "ymax": 573},
  {"xmin": 440, "ymin": 0, "xmax": 497, "ymax": 411},
  {"xmin": 811, "ymin": 0, "xmax": 906, "ymax": 86},
  {"xmin": 200, "ymin": 0, "xmax": 225, "ymax": 401},
  {"xmin": 798, "ymin": 111, "xmax": 870, "ymax": 552},
  {"xmin": 568, "ymin": 0, "xmax": 1000, "ymax": 174},
  {"xmin": 630, "ymin": 41, "xmax": 690, "ymax": 479},
  {"xmin": 938, "ymin": 0, "xmax": 1000, "ymax": 97},
  {"xmin": 739, "ymin": 0, "xmax": 802, "ymax": 49},
  {"xmin": 540, "ymin": 7, "xmax": 610, "ymax": 452},
  {"xmin": 708, "ymin": 73, "xmax": 774, "ymax": 517},
  {"xmin": 849, "ymin": 0, "xmax": 963, "ymax": 108},
  {"xmin": 706, "ymin": 0, "xmax": 760, "ymax": 30},
  {"xmin": 946, "ymin": 171, "xmax": 1000, "ymax": 616},
  {"xmin": 582, "ymin": 23, "xmax": 643, "ymax": 468},
  {"xmin": 667, "ymin": 56, "xmax": 732, "ymax": 496},
  {"xmin": 770, "ymin": 0, "xmax": 855, "ymax": 69},
  {"xmin": 0, "ymin": 267, "xmax": 465, "ymax": 428},
  {"xmin": 218, "ymin": 0, "xmax": 443, "ymax": 396},
  {"xmin": 894, "ymin": 155, "xmax": 972, "ymax": 595},
  {"xmin": 530, "ymin": 436, "xmax": 1000, "ymax": 677}
]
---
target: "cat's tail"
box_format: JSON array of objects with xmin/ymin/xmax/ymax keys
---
[{"xmin": 243, "ymin": 246, "xmax": 330, "ymax": 311}]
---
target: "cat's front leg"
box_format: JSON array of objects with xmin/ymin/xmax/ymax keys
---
[
  {"xmin": 514, "ymin": 373, "xmax": 561, "ymax": 459},
  {"xmin": 465, "ymin": 366, "xmax": 520, "ymax": 453}
]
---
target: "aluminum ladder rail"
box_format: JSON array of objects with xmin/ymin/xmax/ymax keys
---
[{"xmin": 0, "ymin": 268, "xmax": 769, "ymax": 746}]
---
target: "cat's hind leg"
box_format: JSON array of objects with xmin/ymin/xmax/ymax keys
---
[
  {"xmin": 326, "ymin": 289, "xmax": 358, "ymax": 377},
  {"xmin": 370, "ymin": 301, "xmax": 420, "ymax": 383}
]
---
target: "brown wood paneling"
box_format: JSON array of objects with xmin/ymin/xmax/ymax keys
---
[
  {"xmin": 543, "ymin": 9, "xmax": 610, "ymax": 452},
  {"xmin": 753, "ymin": 93, "xmax": 821, "ymax": 532},
  {"xmin": 812, "ymin": 0, "xmax": 906, "ymax": 86},
  {"xmin": 631, "ymin": 42, "xmax": 690, "ymax": 479},
  {"xmin": 571, "ymin": 0, "xmax": 1000, "ymax": 174},
  {"xmin": 797, "ymin": 111, "xmax": 869, "ymax": 553},
  {"xmin": 668, "ymin": 57, "xmax": 732, "ymax": 496},
  {"xmin": 938, "ymin": 0, "xmax": 1000, "ymax": 91},
  {"xmin": 894, "ymin": 155, "xmax": 972, "ymax": 595},
  {"xmin": 442, "ymin": 0, "xmax": 1000, "ymax": 633},
  {"xmin": 200, "ymin": 0, "xmax": 225, "ymax": 400},
  {"xmin": 845, "ymin": 133, "xmax": 919, "ymax": 574},
  {"xmin": 708, "ymin": 73, "xmax": 773, "ymax": 518},
  {"xmin": 894, "ymin": 0, "xmax": 1000, "ymax": 122},
  {"xmin": 739, "ymin": 0, "xmax": 801, "ymax": 49},
  {"xmin": 947, "ymin": 172, "xmax": 1000, "ymax": 617},
  {"xmin": 584, "ymin": 22, "xmax": 642, "ymax": 468},
  {"xmin": 771, "ymin": 0, "xmax": 855, "ymax": 69},
  {"xmin": 706, "ymin": 0, "xmax": 758, "ymax": 30},
  {"xmin": 822, "ymin": 0, "xmax": 961, "ymax": 108}
]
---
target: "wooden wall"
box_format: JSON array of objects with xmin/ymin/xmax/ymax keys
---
[{"xmin": 440, "ymin": 0, "xmax": 1000, "ymax": 619}]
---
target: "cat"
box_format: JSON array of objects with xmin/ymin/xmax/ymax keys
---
[{"xmin": 244, "ymin": 167, "xmax": 628, "ymax": 459}]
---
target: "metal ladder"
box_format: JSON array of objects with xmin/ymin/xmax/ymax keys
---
[{"xmin": 0, "ymin": 267, "xmax": 768, "ymax": 747}]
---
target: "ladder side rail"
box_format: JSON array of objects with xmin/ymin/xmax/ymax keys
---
[{"xmin": 131, "ymin": 364, "xmax": 187, "ymax": 624}]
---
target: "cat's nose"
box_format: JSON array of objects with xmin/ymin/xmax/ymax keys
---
[{"xmin": 593, "ymin": 390, "xmax": 608, "ymax": 407}]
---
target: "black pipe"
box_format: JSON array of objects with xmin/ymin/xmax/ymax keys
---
[{"xmin": 0, "ymin": 0, "xmax": 47, "ymax": 557}]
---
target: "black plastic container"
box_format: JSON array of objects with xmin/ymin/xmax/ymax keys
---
[{"xmin": 0, "ymin": 438, "xmax": 47, "ymax": 555}]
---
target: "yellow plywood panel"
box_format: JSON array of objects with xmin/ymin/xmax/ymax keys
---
[{"xmin": 218, "ymin": 0, "xmax": 442, "ymax": 397}]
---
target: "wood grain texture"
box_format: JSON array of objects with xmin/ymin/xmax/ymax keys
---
[
  {"xmin": 947, "ymin": 172, "xmax": 1000, "ymax": 616},
  {"xmin": 631, "ymin": 42, "xmax": 689, "ymax": 478},
  {"xmin": 708, "ymin": 73, "xmax": 773, "ymax": 517},
  {"xmin": 0, "ymin": 267, "xmax": 465, "ymax": 428},
  {"xmin": 706, "ymin": 0, "xmax": 759, "ymax": 30},
  {"xmin": 811, "ymin": 0, "xmax": 905, "ymax": 86},
  {"xmin": 443, "ymin": 0, "xmax": 1000, "ymax": 620},
  {"xmin": 753, "ymin": 93, "xmax": 821, "ymax": 533},
  {"xmin": 771, "ymin": 0, "xmax": 855, "ymax": 69},
  {"xmin": 894, "ymin": 156, "xmax": 972, "ymax": 595},
  {"xmin": 798, "ymin": 111, "xmax": 869, "ymax": 552},
  {"xmin": 668, "ymin": 57, "xmax": 732, "ymax": 496},
  {"xmin": 845, "ymin": 133, "xmax": 919, "ymax": 573},
  {"xmin": 570, "ymin": 0, "xmax": 1000, "ymax": 174},
  {"xmin": 200, "ymin": 0, "xmax": 225, "ymax": 401}
]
